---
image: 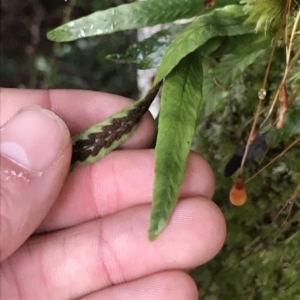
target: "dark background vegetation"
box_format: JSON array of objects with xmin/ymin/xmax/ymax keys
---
[
  {"xmin": 1, "ymin": 0, "xmax": 137, "ymax": 96},
  {"xmin": 1, "ymin": 0, "xmax": 299, "ymax": 299},
  {"xmin": 193, "ymin": 57, "xmax": 300, "ymax": 299}
]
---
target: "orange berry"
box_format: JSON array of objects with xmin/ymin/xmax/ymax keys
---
[{"xmin": 230, "ymin": 176, "xmax": 247, "ymax": 206}]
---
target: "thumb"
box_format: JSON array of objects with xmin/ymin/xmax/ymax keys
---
[{"xmin": 0, "ymin": 105, "xmax": 71, "ymax": 261}]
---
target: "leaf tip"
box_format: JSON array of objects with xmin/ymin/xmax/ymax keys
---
[
  {"xmin": 46, "ymin": 30, "xmax": 56, "ymax": 41},
  {"xmin": 46, "ymin": 26, "xmax": 73, "ymax": 42},
  {"xmin": 148, "ymin": 217, "xmax": 168, "ymax": 241},
  {"xmin": 148, "ymin": 231, "xmax": 157, "ymax": 241}
]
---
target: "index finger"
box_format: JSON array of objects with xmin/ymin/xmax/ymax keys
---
[{"xmin": 38, "ymin": 149, "xmax": 215, "ymax": 232}]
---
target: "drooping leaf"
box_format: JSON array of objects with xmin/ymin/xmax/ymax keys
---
[
  {"xmin": 154, "ymin": 5, "xmax": 255, "ymax": 84},
  {"xmin": 201, "ymin": 33, "xmax": 270, "ymax": 118},
  {"xmin": 47, "ymin": 0, "xmax": 240, "ymax": 42},
  {"xmin": 106, "ymin": 24, "xmax": 186, "ymax": 69},
  {"xmin": 47, "ymin": 0, "xmax": 200, "ymax": 42},
  {"xmin": 70, "ymin": 81, "xmax": 162, "ymax": 170},
  {"xmin": 148, "ymin": 49, "xmax": 203, "ymax": 240}
]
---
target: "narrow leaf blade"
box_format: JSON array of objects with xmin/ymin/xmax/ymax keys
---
[
  {"xmin": 148, "ymin": 50, "xmax": 203, "ymax": 240},
  {"xmin": 47, "ymin": 0, "xmax": 201, "ymax": 42}
]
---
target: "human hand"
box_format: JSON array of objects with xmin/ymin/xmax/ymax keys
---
[{"xmin": 0, "ymin": 88, "xmax": 226, "ymax": 300}]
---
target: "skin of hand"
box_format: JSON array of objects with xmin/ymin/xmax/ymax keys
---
[{"xmin": 0, "ymin": 88, "xmax": 226, "ymax": 300}]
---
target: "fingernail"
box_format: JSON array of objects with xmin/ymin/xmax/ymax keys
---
[{"xmin": 0, "ymin": 105, "xmax": 70, "ymax": 171}]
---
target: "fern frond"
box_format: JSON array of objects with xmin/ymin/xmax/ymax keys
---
[{"xmin": 241, "ymin": 0, "xmax": 286, "ymax": 33}]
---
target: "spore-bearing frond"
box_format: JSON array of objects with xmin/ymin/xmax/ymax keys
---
[{"xmin": 71, "ymin": 82, "xmax": 162, "ymax": 167}]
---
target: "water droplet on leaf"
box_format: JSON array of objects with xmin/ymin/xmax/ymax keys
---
[
  {"xmin": 258, "ymin": 88, "xmax": 267, "ymax": 100},
  {"xmin": 79, "ymin": 29, "xmax": 86, "ymax": 37}
]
